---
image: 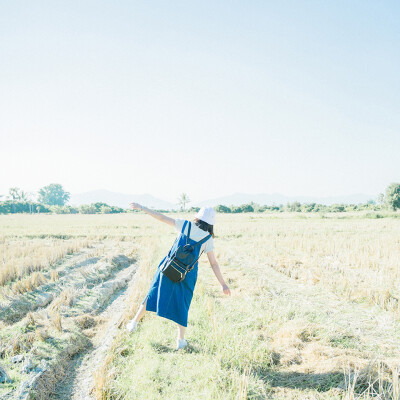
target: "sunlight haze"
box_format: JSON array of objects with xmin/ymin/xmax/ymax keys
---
[{"xmin": 1, "ymin": 1, "xmax": 399, "ymax": 203}]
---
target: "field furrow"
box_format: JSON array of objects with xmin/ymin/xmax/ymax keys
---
[
  {"xmin": 0, "ymin": 239, "xmax": 137, "ymax": 400},
  {"xmin": 0, "ymin": 242, "xmax": 133, "ymax": 324}
]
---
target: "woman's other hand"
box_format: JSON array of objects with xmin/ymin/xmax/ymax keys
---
[
  {"xmin": 130, "ymin": 202, "xmax": 142, "ymax": 210},
  {"xmin": 207, "ymin": 251, "xmax": 231, "ymax": 295},
  {"xmin": 222, "ymin": 284, "xmax": 231, "ymax": 296},
  {"xmin": 129, "ymin": 203, "xmax": 175, "ymax": 226}
]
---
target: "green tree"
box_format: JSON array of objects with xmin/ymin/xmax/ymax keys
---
[
  {"xmin": 110, "ymin": 206, "xmax": 124, "ymax": 213},
  {"xmin": 8, "ymin": 187, "xmax": 27, "ymax": 212},
  {"xmin": 91, "ymin": 202, "xmax": 110, "ymax": 213},
  {"xmin": 50, "ymin": 205, "xmax": 78, "ymax": 214},
  {"xmin": 385, "ymin": 183, "xmax": 400, "ymax": 211},
  {"xmin": 249, "ymin": 202, "xmax": 261, "ymax": 212},
  {"xmin": 38, "ymin": 184, "xmax": 70, "ymax": 206},
  {"xmin": 100, "ymin": 205, "xmax": 113, "ymax": 214},
  {"xmin": 231, "ymin": 205, "xmax": 243, "ymax": 213},
  {"xmin": 35, "ymin": 204, "xmax": 51, "ymax": 213},
  {"xmin": 286, "ymin": 202, "xmax": 301, "ymax": 212},
  {"xmin": 215, "ymin": 205, "xmax": 231, "ymax": 213},
  {"xmin": 301, "ymin": 203, "xmax": 316, "ymax": 212},
  {"xmin": 78, "ymin": 204, "xmax": 97, "ymax": 214},
  {"xmin": 8, "ymin": 187, "xmax": 27, "ymax": 201},
  {"xmin": 239, "ymin": 204, "xmax": 254, "ymax": 213},
  {"xmin": 177, "ymin": 193, "xmax": 190, "ymax": 211},
  {"xmin": 329, "ymin": 204, "xmax": 345, "ymax": 212},
  {"xmin": 378, "ymin": 193, "xmax": 385, "ymax": 205}
]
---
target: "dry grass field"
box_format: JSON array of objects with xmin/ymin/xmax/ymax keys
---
[{"xmin": 1, "ymin": 212, "xmax": 400, "ymax": 399}]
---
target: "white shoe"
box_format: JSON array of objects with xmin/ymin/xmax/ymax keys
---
[
  {"xmin": 176, "ymin": 338, "xmax": 188, "ymax": 350},
  {"xmin": 126, "ymin": 319, "xmax": 138, "ymax": 333}
]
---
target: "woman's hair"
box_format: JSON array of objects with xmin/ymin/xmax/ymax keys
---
[{"xmin": 194, "ymin": 218, "xmax": 214, "ymax": 238}]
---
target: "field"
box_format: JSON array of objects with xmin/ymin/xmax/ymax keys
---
[{"xmin": 1, "ymin": 212, "xmax": 400, "ymax": 400}]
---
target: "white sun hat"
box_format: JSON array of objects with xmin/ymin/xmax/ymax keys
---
[{"xmin": 195, "ymin": 207, "xmax": 216, "ymax": 225}]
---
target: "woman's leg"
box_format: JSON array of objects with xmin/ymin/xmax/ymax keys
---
[
  {"xmin": 132, "ymin": 298, "xmax": 147, "ymax": 323},
  {"xmin": 177, "ymin": 324, "xmax": 186, "ymax": 340}
]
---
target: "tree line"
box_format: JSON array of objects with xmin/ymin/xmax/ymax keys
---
[
  {"xmin": 215, "ymin": 183, "xmax": 400, "ymax": 213},
  {"xmin": 0, "ymin": 184, "xmax": 125, "ymax": 215},
  {"xmin": 1, "ymin": 183, "xmax": 399, "ymax": 215},
  {"xmin": 215, "ymin": 202, "xmax": 379, "ymax": 213}
]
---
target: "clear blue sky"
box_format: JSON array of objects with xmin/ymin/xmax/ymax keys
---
[{"xmin": 1, "ymin": 1, "xmax": 399, "ymax": 202}]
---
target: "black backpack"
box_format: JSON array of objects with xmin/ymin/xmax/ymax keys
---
[{"xmin": 161, "ymin": 221, "xmax": 211, "ymax": 283}]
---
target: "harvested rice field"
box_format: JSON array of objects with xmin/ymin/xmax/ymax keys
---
[{"xmin": 1, "ymin": 212, "xmax": 400, "ymax": 399}]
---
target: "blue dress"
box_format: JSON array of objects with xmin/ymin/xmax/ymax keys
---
[{"xmin": 142, "ymin": 221, "xmax": 207, "ymax": 327}]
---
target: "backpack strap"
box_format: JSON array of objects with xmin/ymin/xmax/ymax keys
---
[
  {"xmin": 184, "ymin": 221, "xmax": 191, "ymax": 245},
  {"xmin": 187, "ymin": 234, "xmax": 212, "ymax": 271},
  {"xmin": 181, "ymin": 220, "xmax": 188, "ymax": 235},
  {"xmin": 183, "ymin": 221, "xmax": 211, "ymax": 248},
  {"xmin": 193, "ymin": 233, "xmax": 211, "ymax": 247}
]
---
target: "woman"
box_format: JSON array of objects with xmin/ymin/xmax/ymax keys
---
[{"xmin": 126, "ymin": 204, "xmax": 231, "ymax": 350}]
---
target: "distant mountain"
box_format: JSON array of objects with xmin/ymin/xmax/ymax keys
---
[
  {"xmin": 194, "ymin": 192, "xmax": 377, "ymax": 207},
  {"xmin": 69, "ymin": 190, "xmax": 176, "ymax": 209}
]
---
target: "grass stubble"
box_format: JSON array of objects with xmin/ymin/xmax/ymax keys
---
[
  {"xmin": 0, "ymin": 213, "xmax": 399, "ymax": 399},
  {"xmin": 92, "ymin": 214, "xmax": 400, "ymax": 400}
]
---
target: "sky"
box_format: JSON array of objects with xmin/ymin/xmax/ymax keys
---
[{"xmin": 1, "ymin": 1, "xmax": 399, "ymax": 203}]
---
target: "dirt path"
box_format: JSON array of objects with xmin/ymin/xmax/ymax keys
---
[{"xmin": 52, "ymin": 262, "xmax": 138, "ymax": 400}]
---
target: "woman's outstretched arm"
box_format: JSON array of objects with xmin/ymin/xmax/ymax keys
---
[
  {"xmin": 129, "ymin": 202, "xmax": 175, "ymax": 227},
  {"xmin": 206, "ymin": 250, "xmax": 231, "ymax": 296}
]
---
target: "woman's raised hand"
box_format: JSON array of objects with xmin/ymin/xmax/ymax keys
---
[
  {"xmin": 222, "ymin": 284, "xmax": 231, "ymax": 296},
  {"xmin": 129, "ymin": 202, "xmax": 143, "ymax": 210}
]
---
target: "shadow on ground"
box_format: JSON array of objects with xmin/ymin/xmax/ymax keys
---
[
  {"xmin": 250, "ymin": 363, "xmax": 391, "ymax": 395},
  {"xmin": 262, "ymin": 369, "xmax": 344, "ymax": 392},
  {"xmin": 149, "ymin": 341, "xmax": 200, "ymax": 354}
]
